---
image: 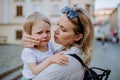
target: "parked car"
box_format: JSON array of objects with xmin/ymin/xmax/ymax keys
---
[
  {"xmin": 105, "ymin": 34, "xmax": 113, "ymax": 42},
  {"xmin": 95, "ymin": 33, "xmax": 104, "ymax": 41},
  {"xmin": 105, "ymin": 34, "xmax": 119, "ymax": 43}
]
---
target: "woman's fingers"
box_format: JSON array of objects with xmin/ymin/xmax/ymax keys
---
[
  {"xmin": 21, "ymin": 33, "xmax": 40, "ymax": 47},
  {"xmin": 23, "ymin": 37, "xmax": 38, "ymax": 44},
  {"xmin": 25, "ymin": 33, "xmax": 37, "ymax": 41},
  {"xmin": 25, "ymin": 44, "xmax": 35, "ymax": 48},
  {"xmin": 22, "ymin": 38, "xmax": 39, "ymax": 47}
]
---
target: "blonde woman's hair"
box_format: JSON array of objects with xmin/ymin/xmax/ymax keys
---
[
  {"xmin": 24, "ymin": 12, "xmax": 51, "ymax": 34},
  {"xmin": 71, "ymin": 7, "xmax": 94, "ymax": 65}
]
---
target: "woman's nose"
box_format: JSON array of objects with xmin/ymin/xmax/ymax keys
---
[{"xmin": 54, "ymin": 27, "xmax": 59, "ymax": 34}]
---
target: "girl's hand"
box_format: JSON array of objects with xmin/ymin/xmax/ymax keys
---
[{"xmin": 47, "ymin": 53, "xmax": 68, "ymax": 65}]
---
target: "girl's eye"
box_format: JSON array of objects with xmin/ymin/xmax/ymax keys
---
[
  {"xmin": 37, "ymin": 31, "xmax": 42, "ymax": 34},
  {"xmin": 46, "ymin": 31, "xmax": 50, "ymax": 33}
]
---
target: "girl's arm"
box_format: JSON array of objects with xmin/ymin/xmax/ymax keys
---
[{"xmin": 28, "ymin": 53, "xmax": 68, "ymax": 75}]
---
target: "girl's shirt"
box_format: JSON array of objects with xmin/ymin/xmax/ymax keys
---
[
  {"xmin": 21, "ymin": 42, "xmax": 55, "ymax": 79},
  {"xmin": 33, "ymin": 46, "xmax": 85, "ymax": 80}
]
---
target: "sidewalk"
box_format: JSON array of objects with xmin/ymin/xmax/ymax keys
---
[
  {"xmin": 0, "ymin": 44, "xmax": 23, "ymax": 74},
  {"xmin": 90, "ymin": 41, "xmax": 120, "ymax": 80}
]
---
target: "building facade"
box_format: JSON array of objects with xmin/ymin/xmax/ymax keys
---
[
  {"xmin": 94, "ymin": 8, "xmax": 115, "ymax": 23},
  {"xmin": 0, "ymin": 0, "xmax": 94, "ymax": 44},
  {"xmin": 109, "ymin": 3, "xmax": 120, "ymax": 43},
  {"xmin": 94, "ymin": 8, "xmax": 116, "ymax": 41}
]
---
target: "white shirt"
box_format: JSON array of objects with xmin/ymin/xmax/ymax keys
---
[
  {"xmin": 33, "ymin": 46, "xmax": 85, "ymax": 80},
  {"xmin": 21, "ymin": 42, "xmax": 55, "ymax": 79}
]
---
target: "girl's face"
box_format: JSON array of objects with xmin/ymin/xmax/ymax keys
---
[
  {"xmin": 54, "ymin": 14, "xmax": 81, "ymax": 47},
  {"xmin": 32, "ymin": 20, "xmax": 51, "ymax": 46}
]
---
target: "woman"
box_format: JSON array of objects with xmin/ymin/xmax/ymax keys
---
[{"xmin": 21, "ymin": 6, "xmax": 94, "ymax": 80}]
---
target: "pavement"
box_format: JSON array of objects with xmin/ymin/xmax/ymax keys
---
[
  {"xmin": 0, "ymin": 41, "xmax": 120, "ymax": 80},
  {"xmin": 90, "ymin": 41, "xmax": 120, "ymax": 80},
  {"xmin": 0, "ymin": 44, "xmax": 23, "ymax": 74}
]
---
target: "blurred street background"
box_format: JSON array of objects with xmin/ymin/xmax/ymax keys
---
[{"xmin": 0, "ymin": 0, "xmax": 120, "ymax": 80}]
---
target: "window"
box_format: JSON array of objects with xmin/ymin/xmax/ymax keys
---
[
  {"xmin": 16, "ymin": 6, "xmax": 23, "ymax": 16},
  {"xmin": 16, "ymin": 30, "xmax": 22, "ymax": 40}
]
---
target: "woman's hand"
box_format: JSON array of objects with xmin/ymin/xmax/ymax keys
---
[
  {"xmin": 47, "ymin": 53, "xmax": 68, "ymax": 65},
  {"xmin": 21, "ymin": 24, "xmax": 40, "ymax": 48},
  {"xmin": 21, "ymin": 33, "xmax": 40, "ymax": 48}
]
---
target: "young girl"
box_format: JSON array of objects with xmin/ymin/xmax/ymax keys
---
[
  {"xmin": 21, "ymin": 12, "xmax": 68, "ymax": 80},
  {"xmin": 22, "ymin": 6, "xmax": 94, "ymax": 80}
]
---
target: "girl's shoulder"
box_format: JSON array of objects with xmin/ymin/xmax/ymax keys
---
[
  {"xmin": 22, "ymin": 48, "xmax": 35, "ymax": 52},
  {"xmin": 21, "ymin": 48, "xmax": 38, "ymax": 56},
  {"xmin": 48, "ymin": 41, "xmax": 56, "ymax": 52},
  {"xmin": 48, "ymin": 41, "xmax": 54, "ymax": 46}
]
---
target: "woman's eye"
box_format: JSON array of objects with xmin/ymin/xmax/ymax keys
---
[
  {"xmin": 62, "ymin": 30, "xmax": 66, "ymax": 32},
  {"xmin": 61, "ymin": 28, "xmax": 66, "ymax": 32}
]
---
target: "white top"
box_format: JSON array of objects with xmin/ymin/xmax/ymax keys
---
[
  {"xmin": 33, "ymin": 46, "xmax": 85, "ymax": 80},
  {"xmin": 21, "ymin": 42, "xmax": 55, "ymax": 79}
]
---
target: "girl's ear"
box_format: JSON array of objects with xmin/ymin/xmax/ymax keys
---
[
  {"xmin": 74, "ymin": 34, "xmax": 83, "ymax": 41},
  {"xmin": 23, "ymin": 23, "xmax": 30, "ymax": 34}
]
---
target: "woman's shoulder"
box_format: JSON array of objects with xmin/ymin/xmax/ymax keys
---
[
  {"xmin": 63, "ymin": 46, "xmax": 80, "ymax": 55},
  {"xmin": 64, "ymin": 46, "xmax": 85, "ymax": 61}
]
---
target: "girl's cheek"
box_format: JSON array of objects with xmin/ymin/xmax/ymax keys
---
[{"xmin": 33, "ymin": 35, "xmax": 42, "ymax": 41}]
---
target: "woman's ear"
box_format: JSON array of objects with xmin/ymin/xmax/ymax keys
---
[{"xmin": 74, "ymin": 34, "xmax": 83, "ymax": 41}]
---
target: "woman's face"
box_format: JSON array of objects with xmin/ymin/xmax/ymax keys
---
[
  {"xmin": 32, "ymin": 20, "xmax": 51, "ymax": 46},
  {"xmin": 54, "ymin": 14, "xmax": 78, "ymax": 47}
]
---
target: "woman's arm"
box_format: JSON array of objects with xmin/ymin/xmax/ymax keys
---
[{"xmin": 28, "ymin": 53, "xmax": 68, "ymax": 75}]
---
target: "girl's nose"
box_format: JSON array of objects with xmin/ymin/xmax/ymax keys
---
[{"xmin": 43, "ymin": 33, "xmax": 48, "ymax": 38}]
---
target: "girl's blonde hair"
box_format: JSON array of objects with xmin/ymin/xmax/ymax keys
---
[
  {"xmin": 71, "ymin": 7, "xmax": 94, "ymax": 65},
  {"xmin": 24, "ymin": 12, "xmax": 51, "ymax": 34}
]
